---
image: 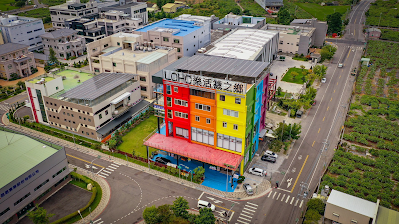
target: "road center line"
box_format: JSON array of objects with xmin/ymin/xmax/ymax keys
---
[
  {"xmin": 66, "ymin": 154, "xmax": 104, "ymax": 168},
  {"xmin": 318, "ymin": 128, "xmax": 320, "ymax": 133},
  {"xmin": 290, "ymin": 155, "xmax": 309, "ymax": 193},
  {"xmin": 334, "ymin": 89, "xmax": 336, "ymax": 93},
  {"xmin": 330, "ymin": 97, "xmax": 332, "ymax": 101},
  {"xmin": 323, "ymin": 117, "xmax": 325, "ymax": 121},
  {"xmin": 312, "ymin": 141, "xmax": 315, "ymax": 147},
  {"xmin": 214, "ymin": 204, "xmax": 235, "ymax": 212},
  {"xmin": 327, "ymin": 106, "xmax": 329, "ymax": 111}
]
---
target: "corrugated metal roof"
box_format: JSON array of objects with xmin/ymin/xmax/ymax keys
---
[
  {"xmin": 60, "ymin": 73, "xmax": 136, "ymax": 101},
  {"xmin": 137, "ymin": 51, "xmax": 167, "ymax": 64},
  {"xmin": 376, "ymin": 206, "xmax": 399, "ymax": 224},
  {"xmin": 176, "ymin": 55, "xmax": 268, "ymax": 77},
  {"xmin": 327, "ymin": 190, "xmax": 377, "ymax": 218},
  {"xmin": 0, "ymin": 130, "xmax": 59, "ymax": 189}
]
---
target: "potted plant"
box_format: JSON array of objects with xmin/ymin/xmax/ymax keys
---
[{"xmin": 237, "ymin": 176, "xmax": 245, "ymax": 184}]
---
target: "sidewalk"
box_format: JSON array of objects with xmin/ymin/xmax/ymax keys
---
[{"xmin": 2, "ymin": 114, "xmax": 271, "ymax": 200}]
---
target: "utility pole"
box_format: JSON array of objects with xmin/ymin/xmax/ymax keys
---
[
  {"xmin": 281, "ymin": 120, "xmax": 285, "ymax": 141},
  {"xmin": 378, "ymin": 12, "xmax": 382, "ymax": 27}
]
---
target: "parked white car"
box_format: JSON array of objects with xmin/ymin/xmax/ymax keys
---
[
  {"xmin": 338, "ymin": 63, "xmax": 343, "ymax": 68},
  {"xmin": 197, "ymin": 200, "xmax": 216, "ymax": 211},
  {"xmin": 321, "ymin": 78, "xmax": 327, "ymax": 83},
  {"xmin": 249, "ymin": 168, "xmax": 266, "ymax": 177},
  {"xmin": 264, "ymin": 150, "xmax": 278, "ymax": 159}
]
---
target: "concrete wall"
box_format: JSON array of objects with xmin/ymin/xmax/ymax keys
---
[{"xmin": 325, "ymin": 203, "xmax": 373, "ymax": 224}]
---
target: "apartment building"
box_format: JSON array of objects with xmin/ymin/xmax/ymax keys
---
[
  {"xmin": 97, "ymin": 10, "xmax": 143, "ymax": 36},
  {"xmin": 50, "ymin": 0, "xmax": 99, "ymax": 29},
  {"xmin": 25, "ymin": 71, "xmax": 141, "ymax": 140},
  {"xmin": 0, "ymin": 43, "xmax": 36, "ymax": 80},
  {"xmin": 204, "ymin": 29, "xmax": 279, "ymax": 63},
  {"xmin": 147, "ymin": 55, "xmax": 277, "ymax": 176},
  {"xmin": 99, "ymin": 0, "xmax": 148, "ymax": 25},
  {"xmin": 87, "ymin": 32, "xmax": 178, "ymax": 99},
  {"xmin": 0, "ymin": 129, "xmax": 70, "ymax": 224},
  {"xmin": 290, "ymin": 18, "xmax": 328, "ymax": 47},
  {"xmin": 0, "ymin": 14, "xmax": 45, "ymax": 51},
  {"xmin": 40, "ymin": 29, "xmax": 86, "ymax": 60},
  {"xmin": 213, "ymin": 13, "xmax": 266, "ymax": 30},
  {"xmin": 133, "ymin": 16, "xmax": 212, "ymax": 58},
  {"xmin": 262, "ymin": 24, "xmax": 316, "ymax": 55},
  {"xmin": 65, "ymin": 18, "xmax": 105, "ymax": 43}
]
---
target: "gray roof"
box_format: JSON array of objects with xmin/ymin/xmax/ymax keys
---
[
  {"xmin": 0, "ymin": 43, "xmax": 28, "ymax": 55},
  {"xmin": 366, "ymin": 28, "xmax": 381, "ymax": 33},
  {"xmin": 40, "ymin": 29, "xmax": 78, "ymax": 39},
  {"xmin": 290, "ymin": 19, "xmax": 310, "ymax": 24},
  {"xmin": 327, "ymin": 189, "xmax": 378, "ymax": 218},
  {"xmin": 176, "ymin": 55, "xmax": 268, "ymax": 78},
  {"xmin": 60, "ymin": 73, "xmax": 136, "ymax": 101}
]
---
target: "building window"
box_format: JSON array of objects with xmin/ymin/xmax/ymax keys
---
[
  {"xmin": 167, "ymin": 97, "xmax": 172, "ymax": 107},
  {"xmin": 175, "ymin": 127, "xmax": 188, "ymax": 139},
  {"xmin": 174, "ymin": 87, "xmax": 178, "ymax": 93},
  {"xmin": 141, "ymin": 86, "xmax": 147, "ymax": 91},
  {"xmin": 166, "ymin": 85, "xmax": 171, "ymax": 94},
  {"xmin": 195, "ymin": 116, "xmax": 200, "ymax": 122},
  {"xmin": 177, "ymin": 48, "xmax": 181, "ymax": 52},
  {"xmin": 223, "ymin": 109, "xmax": 239, "ymax": 118},
  {"xmin": 56, "ymin": 86, "xmax": 59, "ymax": 90},
  {"xmin": 233, "ymin": 124, "xmax": 238, "ymax": 130},
  {"xmin": 140, "ymin": 76, "xmax": 146, "ymax": 82},
  {"xmin": 105, "ymin": 110, "xmax": 108, "ymax": 115},
  {"xmin": 34, "ymin": 179, "xmax": 49, "ymax": 191},
  {"xmin": 175, "ymin": 111, "xmax": 188, "ymax": 119},
  {"xmin": 117, "ymin": 42, "xmax": 120, "ymax": 46},
  {"xmin": 174, "ymin": 39, "xmax": 180, "ymax": 43},
  {"xmin": 0, "ymin": 207, "xmax": 10, "ymax": 217},
  {"xmin": 163, "ymin": 37, "xmax": 169, "ymax": 42},
  {"xmin": 88, "ymin": 119, "xmax": 91, "ymax": 122},
  {"xmin": 174, "ymin": 99, "xmax": 187, "ymax": 107},
  {"xmin": 14, "ymin": 192, "xmax": 31, "ymax": 206},
  {"xmin": 79, "ymin": 116, "xmax": 81, "ymax": 119},
  {"xmin": 195, "ymin": 103, "xmax": 210, "ymax": 111},
  {"xmin": 235, "ymin": 98, "xmax": 241, "ymax": 104},
  {"xmin": 167, "ymin": 110, "xmax": 173, "ymax": 118},
  {"xmin": 206, "ymin": 118, "xmax": 211, "ymax": 124},
  {"xmin": 113, "ymin": 62, "xmax": 116, "ymax": 67},
  {"xmin": 191, "ymin": 127, "xmax": 214, "ymax": 146},
  {"xmin": 220, "ymin": 95, "xmax": 225, "ymax": 101},
  {"xmin": 52, "ymin": 167, "xmax": 66, "ymax": 178},
  {"xmin": 99, "ymin": 114, "xmax": 102, "ymax": 119},
  {"xmin": 223, "ymin": 122, "xmax": 227, "ymax": 128}
]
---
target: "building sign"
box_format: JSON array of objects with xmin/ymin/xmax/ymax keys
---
[
  {"xmin": 0, "ymin": 170, "xmax": 39, "ymax": 200},
  {"xmin": 154, "ymin": 105, "xmax": 164, "ymax": 110},
  {"xmin": 164, "ymin": 71, "xmax": 247, "ymax": 94}
]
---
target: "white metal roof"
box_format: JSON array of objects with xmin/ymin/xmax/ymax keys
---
[
  {"xmin": 205, "ymin": 29, "xmax": 278, "ymax": 60},
  {"xmin": 110, "ymin": 92, "xmax": 131, "ymax": 104},
  {"xmin": 327, "ymin": 189, "xmax": 378, "ymax": 218},
  {"xmin": 137, "ymin": 51, "xmax": 167, "ymax": 64}
]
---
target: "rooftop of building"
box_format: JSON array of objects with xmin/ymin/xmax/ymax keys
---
[
  {"xmin": 376, "ymin": 206, "xmax": 399, "ymax": 224},
  {"xmin": 205, "ymin": 29, "xmax": 278, "ymax": 60},
  {"xmin": 29, "ymin": 76, "xmax": 55, "ymax": 84},
  {"xmin": 175, "ymin": 14, "xmax": 214, "ymax": 23},
  {"xmin": 290, "ymin": 19, "xmax": 312, "ymax": 24},
  {"xmin": 40, "ymin": 28, "xmax": 78, "ymax": 39},
  {"xmin": 327, "ymin": 189, "xmax": 378, "ymax": 218},
  {"xmin": 100, "ymin": 48, "xmax": 169, "ymax": 63},
  {"xmin": 50, "ymin": 70, "xmax": 94, "ymax": 99},
  {"xmin": 99, "ymin": 1, "xmax": 146, "ymax": 11},
  {"xmin": 50, "ymin": 0, "xmax": 96, "ymax": 9},
  {"xmin": 0, "ymin": 15, "xmax": 41, "ymax": 27},
  {"xmin": 0, "ymin": 129, "xmax": 61, "ymax": 189},
  {"xmin": 263, "ymin": 24, "xmax": 314, "ymax": 36},
  {"xmin": 59, "ymin": 72, "xmax": 136, "ymax": 101},
  {"xmin": 214, "ymin": 13, "xmax": 265, "ymax": 26},
  {"xmin": 135, "ymin": 19, "xmax": 202, "ymax": 36},
  {"xmin": 0, "ymin": 43, "xmax": 29, "ymax": 55}
]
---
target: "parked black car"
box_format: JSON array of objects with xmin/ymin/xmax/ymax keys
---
[
  {"xmin": 261, "ymin": 155, "xmax": 276, "ymax": 163},
  {"xmin": 155, "ymin": 157, "xmax": 171, "ymax": 165}
]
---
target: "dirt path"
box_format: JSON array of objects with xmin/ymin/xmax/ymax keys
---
[
  {"xmin": 237, "ymin": 2, "xmax": 244, "ymax": 11},
  {"xmin": 0, "ymin": 67, "xmax": 45, "ymax": 87}
]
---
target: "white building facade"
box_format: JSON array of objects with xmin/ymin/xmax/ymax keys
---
[{"xmin": 50, "ymin": 0, "xmax": 99, "ymax": 29}]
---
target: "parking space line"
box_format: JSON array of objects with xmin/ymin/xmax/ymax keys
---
[
  {"xmin": 237, "ymin": 220, "xmax": 249, "ymax": 224},
  {"xmin": 246, "ymin": 202, "xmax": 258, "ymax": 207},
  {"xmin": 290, "ymin": 197, "xmax": 295, "ymax": 204},
  {"xmin": 244, "ymin": 205, "xmax": 257, "ymax": 210},
  {"xmin": 299, "ymin": 200, "xmax": 304, "ymax": 208},
  {"xmin": 281, "ymin": 194, "xmax": 285, "ymax": 201},
  {"xmin": 276, "ymin": 193, "xmax": 281, "ymax": 200},
  {"xmin": 285, "ymin": 195, "xmax": 290, "ymax": 203},
  {"xmin": 198, "ymin": 192, "xmax": 204, "ymax": 200}
]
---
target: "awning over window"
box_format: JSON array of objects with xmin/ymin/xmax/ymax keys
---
[
  {"xmin": 144, "ymin": 133, "xmax": 243, "ymax": 170},
  {"xmin": 110, "ymin": 92, "xmax": 131, "ymax": 105}
]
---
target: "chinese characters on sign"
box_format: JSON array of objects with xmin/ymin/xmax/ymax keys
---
[{"xmin": 164, "ymin": 71, "xmax": 247, "ymax": 94}]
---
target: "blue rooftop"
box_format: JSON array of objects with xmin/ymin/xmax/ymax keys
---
[{"xmin": 135, "ymin": 19, "xmax": 201, "ymax": 36}]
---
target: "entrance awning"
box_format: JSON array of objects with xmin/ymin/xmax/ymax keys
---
[
  {"xmin": 110, "ymin": 92, "xmax": 131, "ymax": 104},
  {"xmin": 144, "ymin": 133, "xmax": 243, "ymax": 170}
]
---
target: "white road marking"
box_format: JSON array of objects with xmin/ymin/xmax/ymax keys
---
[
  {"xmin": 113, "ymin": 162, "xmax": 122, "ymax": 165},
  {"xmin": 281, "ymin": 194, "xmax": 285, "ymax": 201},
  {"xmin": 238, "ymin": 216, "xmax": 252, "ymax": 222},
  {"xmin": 290, "ymin": 197, "xmax": 295, "ymax": 205},
  {"xmin": 100, "ymin": 172, "xmax": 109, "ymax": 176},
  {"xmin": 243, "ymin": 207, "xmax": 256, "ymax": 213},
  {"xmin": 295, "ymin": 199, "xmax": 299, "ymax": 206},
  {"xmin": 110, "ymin": 164, "xmax": 119, "ymax": 168},
  {"xmin": 237, "ymin": 220, "xmax": 249, "ymax": 224},
  {"xmin": 239, "ymin": 213, "xmax": 252, "ymax": 219},
  {"xmin": 268, "ymin": 191, "xmax": 272, "ymax": 198},
  {"xmin": 96, "ymin": 168, "xmax": 104, "ymax": 174},
  {"xmin": 198, "ymin": 192, "xmax": 204, "ymax": 200},
  {"xmin": 93, "ymin": 218, "xmax": 102, "ymax": 223},
  {"xmin": 244, "ymin": 205, "xmax": 257, "ymax": 210},
  {"xmin": 286, "ymin": 195, "xmax": 290, "ymax": 203},
  {"xmin": 299, "ymin": 200, "xmax": 304, "ymax": 208},
  {"xmin": 272, "ymin": 192, "xmax": 276, "ymax": 199},
  {"xmin": 106, "ymin": 167, "xmax": 115, "ymax": 171},
  {"xmin": 246, "ymin": 202, "xmax": 258, "ymax": 207},
  {"xmin": 96, "ymin": 221, "xmax": 103, "ymax": 224},
  {"xmin": 241, "ymin": 210, "xmax": 254, "ymax": 215},
  {"xmin": 97, "ymin": 174, "xmax": 107, "ymax": 178},
  {"xmin": 276, "ymin": 193, "xmax": 281, "ymax": 200},
  {"xmin": 102, "ymin": 169, "xmax": 112, "ymax": 174}
]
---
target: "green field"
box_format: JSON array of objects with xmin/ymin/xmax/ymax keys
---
[
  {"xmin": 295, "ymin": 3, "xmax": 350, "ymax": 21},
  {"xmin": 117, "ymin": 116, "xmax": 158, "ymax": 158},
  {"xmin": 365, "ymin": 0, "xmax": 399, "ymax": 28},
  {"xmin": 282, "ymin": 67, "xmax": 307, "ymax": 84},
  {"xmin": 18, "ymin": 8, "xmax": 50, "ymax": 19},
  {"xmin": 0, "ymin": 0, "xmax": 19, "ymax": 11}
]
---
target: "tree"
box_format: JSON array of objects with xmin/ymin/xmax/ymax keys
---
[
  {"xmin": 304, "ymin": 209, "xmax": 321, "ymax": 222},
  {"xmin": 313, "ymin": 65, "xmax": 327, "ymax": 81},
  {"xmin": 307, "ymin": 198, "xmax": 326, "ymax": 215},
  {"xmin": 193, "ymin": 166, "xmax": 205, "ymax": 182},
  {"xmin": 195, "ymin": 208, "xmax": 215, "ymax": 224},
  {"xmin": 291, "ymin": 71, "xmax": 299, "ymax": 81},
  {"xmin": 143, "ymin": 206, "xmax": 160, "ymax": 224},
  {"xmin": 17, "ymin": 81, "xmax": 25, "ymax": 89},
  {"xmin": 327, "ymin": 12, "xmax": 342, "ymax": 34},
  {"xmin": 157, "ymin": 204, "xmax": 173, "ymax": 224},
  {"xmin": 27, "ymin": 206, "xmax": 54, "ymax": 224},
  {"xmin": 300, "ymin": 65, "xmax": 305, "ymax": 70},
  {"xmin": 231, "ymin": 7, "xmax": 241, "ymax": 15},
  {"xmin": 320, "ymin": 45, "xmax": 337, "ymax": 61},
  {"xmin": 172, "ymin": 197, "xmax": 189, "ymax": 219},
  {"xmin": 48, "ymin": 47, "xmax": 59, "ymax": 65},
  {"xmin": 23, "ymin": 115, "xmax": 30, "ymax": 121},
  {"xmin": 277, "ymin": 7, "xmax": 293, "ymax": 25},
  {"xmin": 274, "ymin": 122, "xmax": 302, "ymax": 141},
  {"xmin": 277, "ymin": 86, "xmax": 282, "ymax": 96},
  {"xmin": 108, "ymin": 139, "xmax": 117, "ymax": 149}
]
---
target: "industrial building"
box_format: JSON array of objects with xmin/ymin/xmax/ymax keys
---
[
  {"xmin": 87, "ymin": 32, "xmax": 178, "ymax": 99},
  {"xmin": 25, "ymin": 70, "xmax": 142, "ymax": 140},
  {"xmin": 147, "ymin": 55, "xmax": 277, "ymax": 182},
  {"xmin": 290, "ymin": 18, "xmax": 328, "ymax": 48},
  {"xmin": 0, "ymin": 128, "xmax": 70, "ymax": 224},
  {"xmin": 213, "ymin": 13, "xmax": 266, "ymax": 30}
]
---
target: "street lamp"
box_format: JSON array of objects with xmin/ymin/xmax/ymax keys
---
[{"xmin": 77, "ymin": 210, "xmax": 83, "ymax": 220}]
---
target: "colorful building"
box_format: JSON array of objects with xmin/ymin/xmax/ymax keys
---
[{"xmin": 146, "ymin": 55, "xmax": 276, "ymax": 180}]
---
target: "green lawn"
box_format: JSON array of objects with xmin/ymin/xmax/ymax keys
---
[
  {"xmin": 295, "ymin": 3, "xmax": 350, "ymax": 21},
  {"xmin": 282, "ymin": 67, "xmax": 307, "ymax": 84},
  {"xmin": 0, "ymin": 0, "xmax": 19, "ymax": 11},
  {"xmin": 18, "ymin": 8, "xmax": 50, "ymax": 19},
  {"xmin": 293, "ymin": 57, "xmax": 309, "ymax": 61},
  {"xmin": 117, "ymin": 116, "xmax": 159, "ymax": 158}
]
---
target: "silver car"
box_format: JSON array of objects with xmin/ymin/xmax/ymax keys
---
[{"xmin": 243, "ymin": 183, "xmax": 254, "ymax": 195}]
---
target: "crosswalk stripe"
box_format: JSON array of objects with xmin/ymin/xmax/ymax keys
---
[
  {"xmin": 97, "ymin": 174, "xmax": 107, "ymax": 178},
  {"xmin": 102, "ymin": 169, "xmax": 112, "ymax": 174},
  {"xmin": 246, "ymin": 202, "xmax": 258, "ymax": 207},
  {"xmin": 113, "ymin": 162, "xmax": 122, "ymax": 165},
  {"xmin": 110, "ymin": 164, "xmax": 119, "ymax": 168},
  {"xmin": 272, "ymin": 192, "xmax": 276, "ymax": 199},
  {"xmin": 281, "ymin": 194, "xmax": 285, "ymax": 201},
  {"xmin": 106, "ymin": 167, "xmax": 115, "ymax": 171},
  {"xmin": 299, "ymin": 200, "xmax": 304, "ymax": 208},
  {"xmin": 286, "ymin": 195, "xmax": 290, "ymax": 203},
  {"xmin": 236, "ymin": 220, "xmax": 249, "ymax": 224},
  {"xmin": 268, "ymin": 191, "xmax": 272, "ymax": 198},
  {"xmin": 239, "ymin": 213, "xmax": 252, "ymax": 219},
  {"xmin": 96, "ymin": 221, "xmax": 103, "ymax": 224},
  {"xmin": 93, "ymin": 218, "xmax": 102, "ymax": 223},
  {"xmin": 290, "ymin": 197, "xmax": 295, "ymax": 205},
  {"xmin": 241, "ymin": 210, "xmax": 254, "ymax": 215},
  {"xmin": 244, "ymin": 205, "xmax": 257, "ymax": 210},
  {"xmin": 276, "ymin": 193, "xmax": 281, "ymax": 200},
  {"xmin": 100, "ymin": 172, "xmax": 109, "ymax": 176},
  {"xmin": 238, "ymin": 216, "xmax": 252, "ymax": 222},
  {"xmin": 295, "ymin": 199, "xmax": 299, "ymax": 206},
  {"xmin": 243, "ymin": 207, "xmax": 256, "ymax": 213}
]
